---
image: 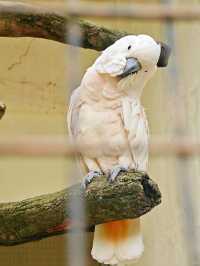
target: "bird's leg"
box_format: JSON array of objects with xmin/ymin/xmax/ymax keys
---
[
  {"xmin": 108, "ymin": 165, "xmax": 129, "ymax": 182},
  {"xmin": 82, "ymin": 170, "xmax": 102, "ymax": 189}
]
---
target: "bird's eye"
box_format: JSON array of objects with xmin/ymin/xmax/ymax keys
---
[{"xmin": 128, "ymin": 45, "xmax": 131, "ymax": 50}]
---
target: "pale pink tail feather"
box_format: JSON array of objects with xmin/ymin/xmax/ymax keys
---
[{"xmin": 91, "ymin": 219, "xmax": 144, "ymax": 265}]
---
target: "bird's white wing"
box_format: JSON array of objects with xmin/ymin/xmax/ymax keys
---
[
  {"xmin": 94, "ymin": 46, "xmax": 126, "ymax": 77},
  {"xmin": 121, "ymin": 98, "xmax": 149, "ymax": 172},
  {"xmin": 67, "ymin": 87, "xmax": 89, "ymax": 175},
  {"xmin": 67, "ymin": 87, "xmax": 82, "ymax": 138}
]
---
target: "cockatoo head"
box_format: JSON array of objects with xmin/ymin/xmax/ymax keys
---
[{"xmin": 95, "ymin": 34, "xmax": 170, "ymax": 94}]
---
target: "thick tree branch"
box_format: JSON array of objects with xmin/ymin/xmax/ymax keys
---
[
  {"xmin": 0, "ymin": 171, "xmax": 161, "ymax": 246},
  {"xmin": 0, "ymin": 1, "xmax": 166, "ymax": 51}
]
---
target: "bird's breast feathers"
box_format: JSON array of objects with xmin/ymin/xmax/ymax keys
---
[{"xmin": 76, "ymin": 92, "xmax": 148, "ymax": 159}]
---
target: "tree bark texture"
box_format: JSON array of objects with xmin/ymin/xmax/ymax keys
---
[
  {"xmin": 0, "ymin": 171, "xmax": 161, "ymax": 246},
  {"xmin": 0, "ymin": 1, "xmax": 165, "ymax": 51}
]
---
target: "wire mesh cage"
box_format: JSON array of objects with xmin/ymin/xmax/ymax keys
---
[{"xmin": 0, "ymin": 1, "xmax": 200, "ymax": 266}]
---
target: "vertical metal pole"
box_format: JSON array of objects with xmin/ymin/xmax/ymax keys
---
[
  {"xmin": 162, "ymin": 0, "xmax": 199, "ymax": 265},
  {"xmin": 66, "ymin": 0, "xmax": 86, "ymax": 266}
]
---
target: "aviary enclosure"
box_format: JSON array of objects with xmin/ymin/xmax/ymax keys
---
[{"xmin": 0, "ymin": 0, "xmax": 200, "ymax": 266}]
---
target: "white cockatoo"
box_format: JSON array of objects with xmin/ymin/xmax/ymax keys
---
[{"xmin": 67, "ymin": 34, "xmax": 170, "ymax": 265}]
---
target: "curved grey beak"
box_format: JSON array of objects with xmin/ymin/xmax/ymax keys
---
[{"xmin": 119, "ymin": 58, "xmax": 141, "ymax": 79}]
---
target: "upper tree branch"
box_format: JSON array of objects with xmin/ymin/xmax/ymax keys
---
[
  {"xmin": 0, "ymin": 171, "xmax": 161, "ymax": 246},
  {"xmin": 0, "ymin": 1, "xmax": 164, "ymax": 51}
]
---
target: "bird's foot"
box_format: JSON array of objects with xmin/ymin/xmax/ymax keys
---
[
  {"xmin": 108, "ymin": 165, "xmax": 129, "ymax": 182},
  {"xmin": 82, "ymin": 170, "xmax": 102, "ymax": 189}
]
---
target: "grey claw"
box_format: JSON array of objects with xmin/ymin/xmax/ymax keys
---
[
  {"xmin": 82, "ymin": 171, "xmax": 102, "ymax": 189},
  {"xmin": 108, "ymin": 166, "xmax": 128, "ymax": 182}
]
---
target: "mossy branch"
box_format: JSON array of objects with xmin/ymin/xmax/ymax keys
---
[
  {"xmin": 0, "ymin": 171, "xmax": 161, "ymax": 246},
  {"xmin": 0, "ymin": 1, "xmax": 166, "ymax": 51}
]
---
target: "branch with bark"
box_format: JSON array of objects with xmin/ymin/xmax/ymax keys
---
[
  {"xmin": 0, "ymin": 171, "xmax": 161, "ymax": 246},
  {"xmin": 0, "ymin": 1, "xmax": 167, "ymax": 51}
]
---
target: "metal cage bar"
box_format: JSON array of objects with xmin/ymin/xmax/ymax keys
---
[{"xmin": 66, "ymin": 2, "xmax": 200, "ymax": 21}]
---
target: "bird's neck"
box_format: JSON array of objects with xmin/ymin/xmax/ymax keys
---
[
  {"xmin": 117, "ymin": 67, "xmax": 157, "ymax": 100},
  {"xmin": 125, "ymin": 83, "xmax": 144, "ymax": 100},
  {"xmin": 117, "ymin": 74, "xmax": 145, "ymax": 100}
]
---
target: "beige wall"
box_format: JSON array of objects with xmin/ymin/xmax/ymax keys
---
[{"xmin": 0, "ymin": 0, "xmax": 200, "ymax": 266}]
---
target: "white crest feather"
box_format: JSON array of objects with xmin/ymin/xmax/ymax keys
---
[{"xmin": 94, "ymin": 45, "xmax": 127, "ymax": 77}]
